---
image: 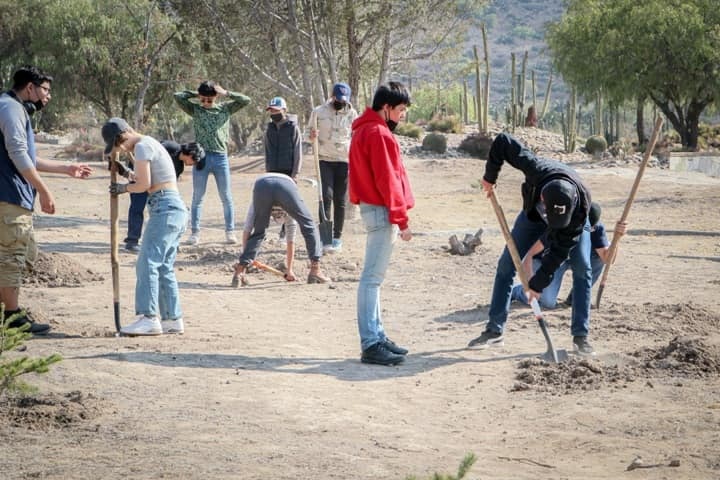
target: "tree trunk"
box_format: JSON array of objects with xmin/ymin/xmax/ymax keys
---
[
  {"xmin": 636, "ymin": 97, "xmax": 646, "ymax": 146},
  {"xmin": 652, "ymin": 96, "xmax": 706, "ymax": 150},
  {"xmin": 345, "ymin": 1, "xmax": 362, "ymax": 104}
]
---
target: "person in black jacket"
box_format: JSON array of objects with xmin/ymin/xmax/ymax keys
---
[
  {"xmin": 264, "ymin": 97, "xmax": 302, "ymax": 179},
  {"xmin": 122, "ymin": 141, "xmax": 204, "ymax": 252},
  {"xmin": 468, "ymin": 133, "xmax": 596, "ymax": 355}
]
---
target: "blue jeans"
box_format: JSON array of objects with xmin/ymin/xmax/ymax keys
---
[
  {"xmin": 357, "ymin": 204, "xmax": 397, "ymax": 351},
  {"xmin": 190, "ymin": 151, "xmax": 234, "ymax": 233},
  {"xmin": 487, "ymin": 211, "xmax": 592, "ymax": 337},
  {"xmin": 124, "ymin": 191, "xmax": 148, "ymax": 245},
  {"xmin": 135, "ymin": 190, "xmax": 187, "ymax": 320}
]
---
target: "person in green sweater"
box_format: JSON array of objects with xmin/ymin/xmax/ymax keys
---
[{"xmin": 174, "ymin": 81, "xmax": 250, "ymax": 245}]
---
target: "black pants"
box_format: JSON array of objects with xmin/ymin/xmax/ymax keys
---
[{"xmin": 319, "ymin": 160, "xmax": 348, "ymax": 240}]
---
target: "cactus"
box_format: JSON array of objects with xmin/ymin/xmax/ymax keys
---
[
  {"xmin": 585, "ymin": 135, "xmax": 608, "ymax": 158},
  {"xmin": 422, "ymin": 132, "xmax": 447, "ymax": 153}
]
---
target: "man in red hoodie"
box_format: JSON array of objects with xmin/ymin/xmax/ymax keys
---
[{"xmin": 348, "ymin": 82, "xmax": 414, "ymax": 366}]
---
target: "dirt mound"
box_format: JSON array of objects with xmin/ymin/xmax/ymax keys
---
[
  {"xmin": 512, "ymin": 357, "xmax": 636, "ymax": 395},
  {"xmin": 184, "ymin": 246, "xmax": 239, "ymax": 265},
  {"xmin": 597, "ymin": 302, "xmax": 720, "ymax": 339},
  {"xmin": 0, "ymin": 391, "xmax": 103, "ymax": 430},
  {"xmin": 23, "ymin": 251, "xmax": 104, "ymax": 287},
  {"xmin": 513, "ymin": 335, "xmax": 720, "ymax": 395},
  {"xmin": 633, "ymin": 336, "xmax": 720, "ymax": 378}
]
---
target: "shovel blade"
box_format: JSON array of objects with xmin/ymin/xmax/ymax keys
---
[
  {"xmin": 318, "ymin": 220, "xmax": 333, "ymax": 246},
  {"xmin": 540, "ymin": 348, "xmax": 569, "ymax": 363}
]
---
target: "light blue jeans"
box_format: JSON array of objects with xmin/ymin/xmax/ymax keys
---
[
  {"xmin": 191, "ymin": 151, "xmax": 235, "ymax": 233},
  {"xmin": 487, "ymin": 210, "xmax": 592, "ymax": 337},
  {"xmin": 357, "ymin": 204, "xmax": 397, "ymax": 351},
  {"xmin": 135, "ymin": 190, "xmax": 187, "ymax": 320}
]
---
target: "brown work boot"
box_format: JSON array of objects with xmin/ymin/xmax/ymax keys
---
[
  {"xmin": 307, "ymin": 260, "xmax": 330, "ymax": 284},
  {"xmin": 231, "ymin": 263, "xmax": 248, "ymax": 288}
]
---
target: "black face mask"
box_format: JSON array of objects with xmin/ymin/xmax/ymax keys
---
[
  {"xmin": 270, "ymin": 113, "xmax": 284, "ymax": 123},
  {"xmin": 333, "ymin": 101, "xmax": 346, "ymax": 111},
  {"xmin": 386, "ymin": 120, "xmax": 398, "ymax": 132}
]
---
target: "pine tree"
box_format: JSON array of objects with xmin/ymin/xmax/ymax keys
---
[{"xmin": 0, "ymin": 304, "xmax": 62, "ymax": 394}]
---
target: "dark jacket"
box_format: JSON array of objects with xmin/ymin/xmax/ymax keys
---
[
  {"xmin": 484, "ymin": 133, "xmax": 592, "ymax": 291},
  {"xmin": 264, "ymin": 117, "xmax": 302, "ymax": 177}
]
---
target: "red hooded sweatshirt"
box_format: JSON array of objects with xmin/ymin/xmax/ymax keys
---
[{"xmin": 348, "ymin": 107, "xmax": 415, "ymax": 230}]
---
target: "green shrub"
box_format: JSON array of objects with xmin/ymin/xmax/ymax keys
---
[
  {"xmin": 427, "ymin": 115, "xmax": 463, "ymax": 133},
  {"xmin": 422, "ymin": 133, "xmax": 447, "ymax": 153},
  {"xmin": 458, "ymin": 133, "xmax": 493, "ymax": 158},
  {"xmin": 395, "ymin": 122, "xmax": 423, "ymax": 139},
  {"xmin": 585, "ymin": 135, "xmax": 607, "ymax": 157}
]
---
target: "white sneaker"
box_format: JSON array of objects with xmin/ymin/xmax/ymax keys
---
[
  {"xmin": 225, "ymin": 231, "xmax": 238, "ymax": 244},
  {"xmin": 120, "ymin": 315, "xmax": 162, "ymax": 336},
  {"xmin": 186, "ymin": 233, "xmax": 200, "ymax": 245},
  {"xmin": 161, "ymin": 318, "xmax": 184, "ymax": 334}
]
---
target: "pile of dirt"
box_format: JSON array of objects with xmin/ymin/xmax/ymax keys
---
[
  {"xmin": 183, "ymin": 246, "xmax": 239, "ymax": 265},
  {"xmin": 0, "ymin": 391, "xmax": 103, "ymax": 430},
  {"xmin": 512, "ymin": 357, "xmax": 636, "ymax": 395},
  {"xmin": 633, "ymin": 336, "xmax": 720, "ymax": 378},
  {"xmin": 598, "ymin": 303, "xmax": 720, "ymax": 338},
  {"xmin": 513, "ymin": 335, "xmax": 720, "ymax": 395},
  {"xmin": 23, "ymin": 251, "xmax": 104, "ymax": 287}
]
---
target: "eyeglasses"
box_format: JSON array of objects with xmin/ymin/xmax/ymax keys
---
[{"xmin": 34, "ymin": 83, "xmax": 51, "ymax": 94}]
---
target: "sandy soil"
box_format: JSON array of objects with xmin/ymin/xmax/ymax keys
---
[{"xmin": 1, "ymin": 129, "xmax": 719, "ymax": 480}]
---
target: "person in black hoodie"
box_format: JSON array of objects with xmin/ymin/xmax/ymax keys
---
[{"xmin": 468, "ymin": 133, "xmax": 596, "ymax": 355}]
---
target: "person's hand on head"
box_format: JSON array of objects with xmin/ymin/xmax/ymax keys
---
[{"xmin": 214, "ymin": 85, "xmax": 227, "ymax": 96}]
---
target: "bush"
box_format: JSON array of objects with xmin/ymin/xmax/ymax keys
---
[
  {"xmin": 458, "ymin": 133, "xmax": 493, "ymax": 159},
  {"xmin": 422, "ymin": 133, "xmax": 447, "ymax": 153},
  {"xmin": 585, "ymin": 135, "xmax": 607, "ymax": 158},
  {"xmin": 394, "ymin": 122, "xmax": 423, "ymax": 139},
  {"xmin": 427, "ymin": 115, "xmax": 463, "ymax": 134}
]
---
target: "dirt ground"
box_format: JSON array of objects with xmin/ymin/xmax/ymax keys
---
[{"xmin": 1, "ymin": 128, "xmax": 719, "ymax": 479}]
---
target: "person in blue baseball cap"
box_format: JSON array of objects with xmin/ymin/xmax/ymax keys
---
[{"xmin": 308, "ymin": 82, "xmax": 358, "ymax": 253}]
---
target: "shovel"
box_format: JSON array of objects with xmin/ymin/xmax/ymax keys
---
[
  {"xmin": 487, "ymin": 189, "xmax": 568, "ymax": 363},
  {"xmin": 312, "ymin": 115, "xmax": 333, "ymax": 246},
  {"xmin": 109, "ymin": 151, "xmax": 121, "ymax": 333},
  {"xmin": 596, "ymin": 115, "xmax": 664, "ymax": 309}
]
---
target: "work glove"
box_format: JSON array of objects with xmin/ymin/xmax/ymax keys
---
[
  {"xmin": 107, "ymin": 158, "xmax": 131, "ymax": 178},
  {"xmin": 109, "ymin": 182, "xmax": 128, "ymax": 195}
]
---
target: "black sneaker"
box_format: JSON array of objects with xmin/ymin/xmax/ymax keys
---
[
  {"xmin": 467, "ymin": 330, "xmax": 504, "ymax": 348},
  {"xmin": 384, "ymin": 338, "xmax": 408, "ymax": 355},
  {"xmin": 573, "ymin": 336, "xmax": 595, "ymax": 356},
  {"xmin": 6, "ymin": 311, "xmax": 51, "ymax": 335},
  {"xmin": 361, "ymin": 343, "xmax": 405, "ymax": 366},
  {"xmin": 125, "ymin": 243, "xmax": 140, "ymax": 253}
]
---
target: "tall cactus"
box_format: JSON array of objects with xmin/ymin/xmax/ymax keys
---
[
  {"xmin": 481, "ymin": 23, "xmax": 490, "ymax": 133},
  {"xmin": 562, "ymin": 87, "xmax": 577, "ymax": 153}
]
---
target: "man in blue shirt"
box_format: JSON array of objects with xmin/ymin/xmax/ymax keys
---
[{"xmin": 0, "ymin": 65, "xmax": 92, "ymax": 334}]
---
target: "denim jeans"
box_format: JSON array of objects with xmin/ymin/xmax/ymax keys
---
[
  {"xmin": 357, "ymin": 204, "xmax": 398, "ymax": 351},
  {"xmin": 135, "ymin": 190, "xmax": 187, "ymax": 320},
  {"xmin": 190, "ymin": 151, "xmax": 234, "ymax": 233},
  {"xmin": 124, "ymin": 191, "xmax": 148, "ymax": 245},
  {"xmin": 487, "ymin": 210, "xmax": 592, "ymax": 337}
]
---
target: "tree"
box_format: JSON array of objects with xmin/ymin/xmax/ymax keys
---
[{"xmin": 547, "ymin": 0, "xmax": 720, "ymax": 149}]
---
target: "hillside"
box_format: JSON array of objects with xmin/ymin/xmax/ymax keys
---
[{"xmin": 482, "ymin": 0, "xmax": 566, "ymax": 107}]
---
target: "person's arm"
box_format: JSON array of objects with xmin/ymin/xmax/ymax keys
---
[
  {"xmin": 17, "ymin": 166, "xmax": 55, "ymax": 214},
  {"xmin": 291, "ymin": 125, "xmax": 302, "ymax": 179},
  {"xmin": 173, "ymin": 90, "xmax": 197, "ymax": 116},
  {"xmin": 218, "ymin": 86, "xmax": 251, "ymax": 114},
  {"xmin": 368, "ymin": 129, "xmax": 412, "ymax": 237},
  {"xmin": 126, "ymin": 159, "xmax": 151, "ymax": 193},
  {"xmin": 597, "ymin": 221, "xmax": 627, "ymax": 264},
  {"xmin": 308, "ymin": 109, "xmax": 318, "ymax": 141},
  {"xmin": 522, "ymin": 239, "xmax": 544, "ymax": 279},
  {"xmin": 36, "ymin": 158, "xmax": 92, "ymax": 178},
  {"xmin": 529, "ymin": 223, "xmax": 582, "ymax": 292}
]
